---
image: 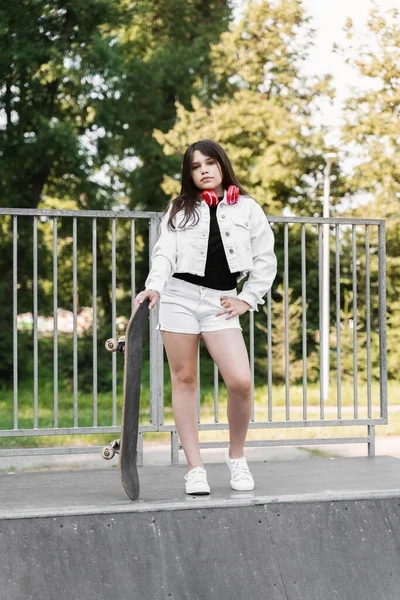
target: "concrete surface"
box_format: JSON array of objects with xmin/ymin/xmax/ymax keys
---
[
  {"xmin": 2, "ymin": 499, "xmax": 400, "ymax": 600},
  {"xmin": 1, "ymin": 457, "xmax": 400, "ymax": 600},
  {"xmin": 1, "ymin": 456, "xmax": 400, "ymax": 518}
]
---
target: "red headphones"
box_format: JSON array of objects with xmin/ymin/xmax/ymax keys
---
[{"xmin": 201, "ymin": 185, "xmax": 239, "ymax": 207}]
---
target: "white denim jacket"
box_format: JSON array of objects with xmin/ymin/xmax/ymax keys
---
[{"xmin": 145, "ymin": 191, "xmax": 277, "ymax": 311}]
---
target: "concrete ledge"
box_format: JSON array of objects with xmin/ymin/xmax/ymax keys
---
[
  {"xmin": 4, "ymin": 489, "xmax": 400, "ymax": 521},
  {"xmin": 2, "ymin": 456, "xmax": 400, "ymax": 520}
]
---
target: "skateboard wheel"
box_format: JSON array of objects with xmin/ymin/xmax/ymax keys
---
[
  {"xmin": 101, "ymin": 446, "xmax": 115, "ymax": 460},
  {"xmin": 105, "ymin": 338, "xmax": 118, "ymax": 352},
  {"xmin": 117, "ymin": 336, "xmax": 125, "ymax": 354},
  {"xmin": 111, "ymin": 439, "xmax": 121, "ymax": 453}
]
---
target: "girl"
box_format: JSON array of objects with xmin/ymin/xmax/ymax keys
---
[{"xmin": 134, "ymin": 139, "xmax": 277, "ymax": 495}]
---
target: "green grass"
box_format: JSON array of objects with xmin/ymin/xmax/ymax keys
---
[
  {"xmin": 2, "ymin": 330, "xmax": 394, "ymax": 450},
  {"xmin": 0, "ymin": 372, "xmax": 397, "ymax": 449}
]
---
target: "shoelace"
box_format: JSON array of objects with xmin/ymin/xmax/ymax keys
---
[
  {"xmin": 230, "ymin": 458, "xmax": 252, "ymax": 481},
  {"xmin": 184, "ymin": 467, "xmax": 206, "ymax": 484}
]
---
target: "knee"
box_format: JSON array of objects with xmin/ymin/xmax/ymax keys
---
[
  {"xmin": 228, "ymin": 376, "xmax": 252, "ymax": 397},
  {"xmin": 173, "ymin": 369, "xmax": 197, "ymax": 388}
]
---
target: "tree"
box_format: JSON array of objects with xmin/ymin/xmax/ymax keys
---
[
  {"xmin": 100, "ymin": 0, "xmax": 232, "ymax": 211},
  {"xmin": 0, "ymin": 0, "xmax": 232, "ymax": 383},
  {"xmin": 153, "ymin": 0, "xmax": 345, "ymax": 366},
  {"xmin": 337, "ymin": 4, "xmax": 400, "ymax": 378},
  {"xmin": 154, "ymin": 0, "xmax": 342, "ymax": 216},
  {"xmin": 338, "ymin": 6, "xmax": 399, "ymax": 219}
]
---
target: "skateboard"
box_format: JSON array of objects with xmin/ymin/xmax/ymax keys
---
[{"xmin": 102, "ymin": 299, "xmax": 149, "ymax": 500}]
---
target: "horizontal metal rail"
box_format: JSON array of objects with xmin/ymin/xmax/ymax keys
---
[
  {"xmin": 0, "ymin": 416, "xmax": 387, "ymax": 439},
  {"xmin": 0, "ymin": 436, "xmax": 372, "ymax": 459},
  {"xmin": 0, "ymin": 207, "xmax": 384, "ymax": 226}
]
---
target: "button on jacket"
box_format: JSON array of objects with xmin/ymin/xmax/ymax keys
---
[{"xmin": 145, "ymin": 191, "xmax": 277, "ymax": 311}]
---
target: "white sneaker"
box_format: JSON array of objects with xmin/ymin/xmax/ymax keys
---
[
  {"xmin": 184, "ymin": 466, "xmax": 211, "ymax": 495},
  {"xmin": 225, "ymin": 449, "xmax": 255, "ymax": 491}
]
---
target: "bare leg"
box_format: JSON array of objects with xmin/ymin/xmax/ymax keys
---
[
  {"xmin": 200, "ymin": 329, "xmax": 252, "ymax": 458},
  {"xmin": 161, "ymin": 331, "xmax": 203, "ymax": 470}
]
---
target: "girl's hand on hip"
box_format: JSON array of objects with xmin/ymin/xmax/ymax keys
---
[
  {"xmin": 133, "ymin": 290, "xmax": 160, "ymax": 310},
  {"xmin": 215, "ymin": 297, "xmax": 251, "ymax": 320}
]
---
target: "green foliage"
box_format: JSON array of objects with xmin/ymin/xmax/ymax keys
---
[
  {"xmin": 154, "ymin": 0, "xmax": 342, "ymax": 216},
  {"xmin": 95, "ymin": 0, "xmax": 232, "ymax": 210},
  {"xmin": 0, "ymin": 0, "xmax": 124, "ymax": 209},
  {"xmin": 0, "ymin": 0, "xmax": 398, "ymax": 397},
  {"xmin": 338, "ymin": 4, "xmax": 399, "ymax": 375},
  {"xmin": 0, "ymin": 0, "xmax": 231, "ymax": 382},
  {"xmin": 339, "ymin": 4, "xmax": 399, "ymax": 208},
  {"xmin": 256, "ymin": 285, "xmax": 316, "ymax": 384}
]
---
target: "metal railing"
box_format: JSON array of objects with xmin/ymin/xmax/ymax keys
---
[{"xmin": 0, "ymin": 209, "xmax": 387, "ymax": 464}]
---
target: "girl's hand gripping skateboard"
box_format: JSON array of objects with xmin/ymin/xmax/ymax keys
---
[{"xmin": 134, "ymin": 289, "xmax": 159, "ymax": 310}]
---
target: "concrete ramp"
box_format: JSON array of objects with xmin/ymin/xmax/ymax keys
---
[
  {"xmin": 2, "ymin": 498, "xmax": 400, "ymax": 600},
  {"xmin": 2, "ymin": 457, "xmax": 400, "ymax": 599}
]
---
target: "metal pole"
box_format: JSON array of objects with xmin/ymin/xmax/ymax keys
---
[{"xmin": 322, "ymin": 153, "xmax": 337, "ymax": 401}]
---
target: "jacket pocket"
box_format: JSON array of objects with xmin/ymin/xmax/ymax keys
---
[
  {"xmin": 231, "ymin": 216, "xmax": 251, "ymax": 246},
  {"xmin": 176, "ymin": 220, "xmax": 198, "ymax": 250},
  {"xmin": 231, "ymin": 216, "xmax": 250, "ymax": 229}
]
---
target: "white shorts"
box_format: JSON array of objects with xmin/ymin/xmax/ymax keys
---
[{"xmin": 156, "ymin": 277, "xmax": 243, "ymax": 334}]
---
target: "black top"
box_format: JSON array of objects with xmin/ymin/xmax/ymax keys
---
[{"xmin": 173, "ymin": 197, "xmax": 240, "ymax": 290}]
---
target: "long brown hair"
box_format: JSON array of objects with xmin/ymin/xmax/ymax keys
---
[{"xmin": 166, "ymin": 139, "xmax": 249, "ymax": 230}]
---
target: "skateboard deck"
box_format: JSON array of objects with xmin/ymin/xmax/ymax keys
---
[
  {"xmin": 103, "ymin": 299, "xmax": 149, "ymax": 500},
  {"xmin": 120, "ymin": 299, "xmax": 149, "ymax": 500}
]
